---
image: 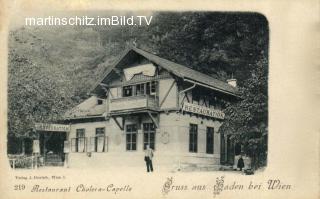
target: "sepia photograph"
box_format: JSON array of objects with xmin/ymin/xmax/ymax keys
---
[
  {"xmin": 1, "ymin": 1, "xmax": 318, "ymax": 199},
  {"xmin": 7, "ymin": 11, "xmax": 268, "ymax": 174}
]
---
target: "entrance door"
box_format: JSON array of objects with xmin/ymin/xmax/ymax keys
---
[
  {"xmin": 220, "ymin": 134, "xmax": 235, "ymax": 165},
  {"xmin": 40, "ymin": 132, "xmax": 66, "ymax": 166},
  {"xmin": 220, "ymin": 133, "xmax": 226, "ymax": 164}
]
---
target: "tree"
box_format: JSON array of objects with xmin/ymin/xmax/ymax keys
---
[
  {"xmin": 7, "ymin": 27, "xmax": 106, "ymax": 152},
  {"xmin": 8, "ymin": 51, "xmax": 70, "ymax": 138},
  {"xmin": 219, "ymin": 56, "xmax": 268, "ymax": 169}
]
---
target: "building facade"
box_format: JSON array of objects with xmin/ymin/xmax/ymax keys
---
[{"xmin": 58, "ymin": 47, "xmax": 239, "ymax": 170}]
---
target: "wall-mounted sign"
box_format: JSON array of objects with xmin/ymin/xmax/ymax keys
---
[
  {"xmin": 33, "ymin": 140, "xmax": 40, "ymax": 153},
  {"xmin": 35, "ymin": 123, "xmax": 70, "ymax": 132},
  {"xmin": 182, "ymin": 102, "xmax": 225, "ymax": 119}
]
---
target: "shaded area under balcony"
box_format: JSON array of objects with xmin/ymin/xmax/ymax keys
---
[{"xmin": 108, "ymin": 95, "xmax": 159, "ymax": 131}]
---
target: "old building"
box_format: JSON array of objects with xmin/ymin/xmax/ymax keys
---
[{"xmin": 39, "ymin": 47, "xmax": 239, "ymax": 170}]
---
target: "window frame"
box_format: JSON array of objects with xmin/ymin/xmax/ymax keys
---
[
  {"xmin": 123, "ymin": 85, "xmax": 133, "ymax": 97},
  {"xmin": 97, "ymin": 99, "xmax": 103, "ymax": 105},
  {"xmin": 143, "ymin": 123, "xmax": 156, "ymax": 150},
  {"xmin": 189, "ymin": 124, "xmax": 198, "ymax": 153},
  {"xmin": 150, "ymin": 81, "xmax": 157, "ymax": 95},
  {"xmin": 71, "ymin": 129, "xmax": 86, "ymax": 153},
  {"xmin": 125, "ymin": 124, "xmax": 137, "ymax": 151},
  {"xmin": 121, "ymin": 81, "xmax": 157, "ymax": 98},
  {"xmin": 206, "ymin": 127, "xmax": 214, "ymax": 154},
  {"xmin": 89, "ymin": 127, "xmax": 106, "ymax": 153},
  {"xmin": 135, "ymin": 83, "xmax": 146, "ymax": 96}
]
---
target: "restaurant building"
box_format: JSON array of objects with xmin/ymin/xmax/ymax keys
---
[{"xmin": 38, "ymin": 47, "xmax": 240, "ymax": 170}]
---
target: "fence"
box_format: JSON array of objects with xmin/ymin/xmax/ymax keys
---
[{"xmin": 8, "ymin": 155, "xmax": 44, "ymax": 169}]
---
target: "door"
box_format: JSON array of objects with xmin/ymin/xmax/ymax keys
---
[
  {"xmin": 220, "ymin": 133, "xmax": 226, "ymax": 164},
  {"xmin": 220, "ymin": 134, "xmax": 235, "ymax": 165},
  {"xmin": 40, "ymin": 132, "xmax": 66, "ymax": 166}
]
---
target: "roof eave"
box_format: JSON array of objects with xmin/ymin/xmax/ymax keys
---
[
  {"xmin": 89, "ymin": 48, "xmax": 133, "ymax": 94},
  {"xmin": 183, "ymin": 78, "xmax": 240, "ymax": 98}
]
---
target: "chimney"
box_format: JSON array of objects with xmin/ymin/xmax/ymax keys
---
[{"xmin": 227, "ymin": 79, "xmax": 237, "ymax": 87}]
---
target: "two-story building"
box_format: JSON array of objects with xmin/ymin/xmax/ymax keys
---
[{"xmin": 39, "ymin": 47, "xmax": 239, "ymax": 170}]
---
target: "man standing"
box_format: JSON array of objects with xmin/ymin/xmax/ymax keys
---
[{"xmin": 144, "ymin": 145, "xmax": 154, "ymax": 172}]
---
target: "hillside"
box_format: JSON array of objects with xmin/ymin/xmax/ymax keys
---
[{"xmin": 8, "ymin": 12, "xmax": 268, "ymax": 141}]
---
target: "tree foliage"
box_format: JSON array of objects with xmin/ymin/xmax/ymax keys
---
[
  {"xmin": 8, "ymin": 27, "xmax": 106, "ymax": 137},
  {"xmin": 219, "ymin": 56, "xmax": 268, "ymax": 168}
]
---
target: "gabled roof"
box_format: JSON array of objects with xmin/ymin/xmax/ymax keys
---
[
  {"xmin": 91, "ymin": 47, "xmax": 238, "ymax": 97},
  {"xmin": 64, "ymin": 96, "xmax": 106, "ymax": 119}
]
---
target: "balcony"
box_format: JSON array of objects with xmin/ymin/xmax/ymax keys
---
[{"xmin": 109, "ymin": 95, "xmax": 158, "ymax": 115}]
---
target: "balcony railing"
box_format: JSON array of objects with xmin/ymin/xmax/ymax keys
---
[{"xmin": 109, "ymin": 95, "xmax": 158, "ymax": 113}]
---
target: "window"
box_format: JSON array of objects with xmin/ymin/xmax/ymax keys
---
[
  {"xmin": 97, "ymin": 99, "xmax": 103, "ymax": 105},
  {"xmin": 151, "ymin": 81, "xmax": 156, "ymax": 95},
  {"xmin": 146, "ymin": 82, "xmax": 151, "ymax": 94},
  {"xmin": 90, "ymin": 128, "xmax": 106, "ymax": 152},
  {"xmin": 135, "ymin": 83, "xmax": 145, "ymax": 96},
  {"xmin": 189, "ymin": 124, "xmax": 198, "ymax": 153},
  {"xmin": 143, "ymin": 123, "xmax": 156, "ymax": 150},
  {"xmin": 122, "ymin": 81, "xmax": 157, "ymax": 97},
  {"xmin": 123, "ymin": 85, "xmax": 133, "ymax": 97},
  {"xmin": 71, "ymin": 129, "xmax": 86, "ymax": 152},
  {"xmin": 206, "ymin": 127, "xmax": 214, "ymax": 154},
  {"xmin": 126, "ymin": 124, "xmax": 137, "ymax": 151}
]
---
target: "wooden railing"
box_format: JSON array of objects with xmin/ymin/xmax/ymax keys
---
[
  {"xmin": 9, "ymin": 155, "xmax": 44, "ymax": 169},
  {"xmin": 109, "ymin": 95, "xmax": 158, "ymax": 112}
]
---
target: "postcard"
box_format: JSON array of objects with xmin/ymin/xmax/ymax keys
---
[{"xmin": 0, "ymin": 0, "xmax": 319, "ymax": 199}]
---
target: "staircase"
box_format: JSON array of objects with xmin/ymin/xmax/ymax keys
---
[{"xmin": 174, "ymin": 163, "xmax": 221, "ymax": 172}]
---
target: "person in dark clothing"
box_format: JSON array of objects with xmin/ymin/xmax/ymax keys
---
[
  {"xmin": 237, "ymin": 155, "xmax": 245, "ymax": 171},
  {"xmin": 144, "ymin": 145, "xmax": 154, "ymax": 172}
]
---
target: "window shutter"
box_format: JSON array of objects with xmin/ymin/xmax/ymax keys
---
[
  {"xmin": 89, "ymin": 137, "xmax": 95, "ymax": 152},
  {"xmin": 97, "ymin": 136, "xmax": 105, "ymax": 152},
  {"xmin": 78, "ymin": 137, "xmax": 85, "ymax": 152}
]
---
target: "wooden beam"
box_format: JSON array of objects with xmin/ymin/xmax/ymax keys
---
[
  {"xmin": 112, "ymin": 116, "xmax": 123, "ymax": 131},
  {"xmin": 109, "ymin": 88, "xmax": 114, "ymax": 99},
  {"xmin": 147, "ymin": 112, "xmax": 159, "ymax": 128},
  {"xmin": 185, "ymin": 93, "xmax": 190, "ymax": 103},
  {"xmin": 122, "ymin": 116, "xmax": 125, "ymax": 131},
  {"xmin": 180, "ymin": 94, "xmax": 186, "ymax": 105},
  {"xmin": 159, "ymin": 80, "xmax": 175, "ymax": 108}
]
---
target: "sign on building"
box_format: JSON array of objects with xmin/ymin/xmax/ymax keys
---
[
  {"xmin": 35, "ymin": 123, "xmax": 70, "ymax": 132},
  {"xmin": 182, "ymin": 102, "xmax": 225, "ymax": 119}
]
